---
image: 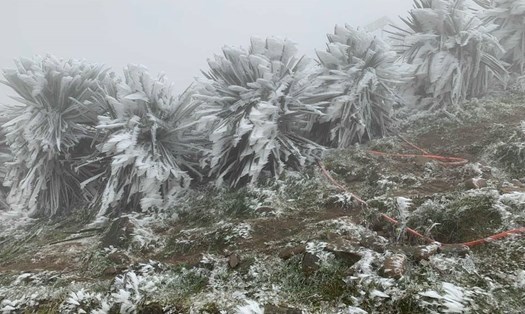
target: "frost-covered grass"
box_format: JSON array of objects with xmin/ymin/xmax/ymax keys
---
[{"xmin": 1, "ymin": 94, "xmax": 525, "ymax": 313}]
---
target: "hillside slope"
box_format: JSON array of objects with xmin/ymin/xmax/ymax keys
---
[{"xmin": 1, "ymin": 93, "xmax": 525, "ymax": 313}]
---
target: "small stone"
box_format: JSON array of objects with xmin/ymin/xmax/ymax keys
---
[
  {"xmin": 264, "ymin": 304, "xmax": 303, "ymax": 314},
  {"xmin": 411, "ymin": 243, "xmax": 440, "ymax": 261},
  {"xmin": 18, "ymin": 273, "xmax": 34, "ymax": 284},
  {"xmin": 301, "ymin": 253, "xmax": 320, "ymax": 275},
  {"xmin": 382, "ymin": 254, "xmax": 407, "ymax": 279},
  {"xmin": 102, "ymin": 266, "xmax": 118, "ymax": 276},
  {"xmin": 511, "ymin": 179, "xmax": 524, "ymax": 187},
  {"xmin": 331, "ymin": 250, "xmax": 362, "ymax": 266},
  {"xmin": 324, "ymin": 239, "xmax": 362, "ymax": 266},
  {"xmin": 228, "ymin": 253, "xmax": 241, "ymax": 269},
  {"xmin": 325, "ymin": 238, "xmax": 360, "ymax": 249},
  {"xmin": 476, "ymin": 178, "xmax": 488, "ymax": 188},
  {"xmin": 323, "ymin": 232, "xmax": 341, "ymax": 241},
  {"xmin": 359, "ymin": 235, "xmax": 386, "ymax": 253},
  {"xmin": 278, "ymin": 245, "xmax": 306, "ymax": 260},
  {"xmin": 102, "ymin": 265, "xmax": 127, "ymax": 277},
  {"xmin": 465, "ymin": 178, "xmax": 487, "ymax": 190}
]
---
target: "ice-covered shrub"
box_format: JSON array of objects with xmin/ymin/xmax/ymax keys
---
[
  {"xmin": 60, "ymin": 288, "xmax": 104, "ymax": 313},
  {"xmin": 90, "ymin": 65, "xmax": 204, "ymax": 216},
  {"xmin": 389, "ymin": 0, "xmax": 508, "ymax": 110},
  {"xmin": 494, "ymin": 141, "xmax": 525, "ymax": 177},
  {"xmin": 1, "ymin": 55, "xmax": 112, "ymax": 216},
  {"xmin": 419, "ymin": 282, "xmax": 474, "ymax": 313},
  {"xmin": 308, "ymin": 25, "xmax": 405, "ymax": 147},
  {"xmin": 484, "ymin": 0, "xmax": 525, "ymax": 74},
  {"xmin": 195, "ymin": 37, "xmax": 324, "ymax": 187}
]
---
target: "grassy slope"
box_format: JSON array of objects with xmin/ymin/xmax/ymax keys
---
[{"xmin": 1, "ymin": 92, "xmax": 525, "ymax": 313}]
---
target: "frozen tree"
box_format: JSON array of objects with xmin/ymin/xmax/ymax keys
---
[
  {"xmin": 0, "ymin": 117, "xmax": 12, "ymax": 211},
  {"xmin": 1, "ymin": 55, "xmax": 112, "ymax": 217},
  {"xmin": 307, "ymin": 25, "xmax": 405, "ymax": 147},
  {"xmin": 484, "ymin": 0, "xmax": 525, "ymax": 74},
  {"xmin": 89, "ymin": 65, "xmax": 204, "ymax": 216},
  {"xmin": 195, "ymin": 38, "xmax": 324, "ymax": 187},
  {"xmin": 389, "ymin": 0, "xmax": 508, "ymax": 110}
]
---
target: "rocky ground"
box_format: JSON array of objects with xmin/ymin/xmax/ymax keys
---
[{"xmin": 1, "ymin": 92, "xmax": 525, "ymax": 313}]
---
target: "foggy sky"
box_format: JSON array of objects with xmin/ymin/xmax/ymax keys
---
[{"xmin": 0, "ymin": 0, "xmax": 413, "ymax": 102}]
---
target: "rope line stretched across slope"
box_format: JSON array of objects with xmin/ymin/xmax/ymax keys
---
[
  {"xmin": 368, "ymin": 135, "xmax": 469, "ymax": 167},
  {"xmin": 317, "ymin": 138, "xmax": 525, "ymax": 248}
]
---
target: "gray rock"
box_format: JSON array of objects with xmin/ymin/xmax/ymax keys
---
[
  {"xmin": 228, "ymin": 253, "xmax": 241, "ymax": 269},
  {"xmin": 324, "ymin": 239, "xmax": 362, "ymax": 266}
]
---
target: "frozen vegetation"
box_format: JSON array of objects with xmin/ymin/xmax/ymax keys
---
[{"xmin": 1, "ymin": 0, "xmax": 525, "ymax": 313}]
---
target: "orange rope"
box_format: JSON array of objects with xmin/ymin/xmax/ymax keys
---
[
  {"xmin": 318, "ymin": 138, "xmax": 525, "ymax": 248},
  {"xmin": 316, "ymin": 160, "xmax": 367, "ymax": 205},
  {"xmin": 372, "ymin": 135, "xmax": 469, "ymax": 166},
  {"xmin": 368, "ymin": 150, "xmax": 469, "ymax": 166},
  {"xmin": 378, "ymin": 213, "xmax": 525, "ymax": 248},
  {"xmin": 461, "ymin": 228, "xmax": 525, "ymax": 247},
  {"xmin": 379, "ymin": 213, "xmax": 438, "ymax": 244}
]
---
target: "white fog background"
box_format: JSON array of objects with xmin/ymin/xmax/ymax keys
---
[{"xmin": 0, "ymin": 0, "xmax": 413, "ymax": 103}]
